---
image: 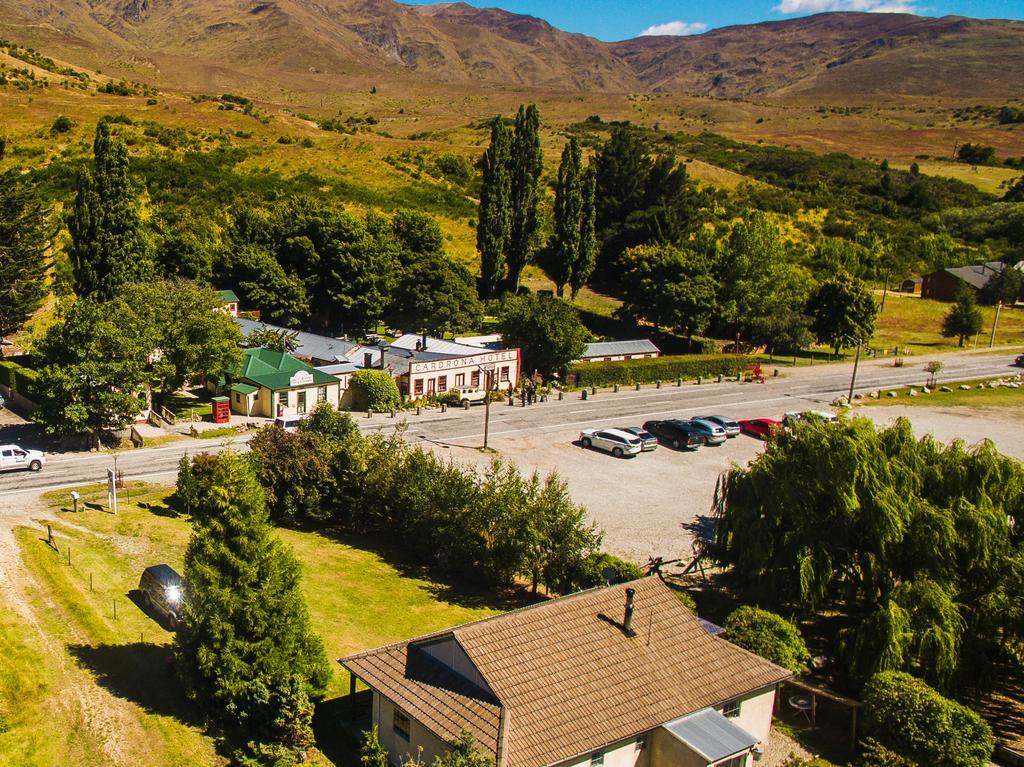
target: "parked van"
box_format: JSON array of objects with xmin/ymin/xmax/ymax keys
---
[
  {"xmin": 273, "ymin": 414, "xmax": 307, "ymax": 432},
  {"xmin": 138, "ymin": 564, "xmax": 183, "ymax": 628}
]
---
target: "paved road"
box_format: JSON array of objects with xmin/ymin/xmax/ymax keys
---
[{"xmin": 1, "ymin": 349, "xmax": 1019, "ymax": 499}]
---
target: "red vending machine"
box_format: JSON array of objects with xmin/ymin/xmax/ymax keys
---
[{"xmin": 211, "ymin": 396, "xmax": 230, "ymax": 424}]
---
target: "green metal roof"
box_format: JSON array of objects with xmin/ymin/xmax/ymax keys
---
[
  {"xmin": 230, "ymin": 383, "xmax": 258, "ymax": 395},
  {"xmin": 235, "ymin": 347, "xmax": 339, "ymax": 391},
  {"xmin": 217, "ymin": 289, "xmax": 240, "ymax": 303}
]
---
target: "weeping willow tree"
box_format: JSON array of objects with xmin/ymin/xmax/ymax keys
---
[{"xmin": 707, "ymin": 416, "xmax": 1024, "ymax": 692}]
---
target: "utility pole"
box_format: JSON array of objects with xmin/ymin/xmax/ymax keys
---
[
  {"xmin": 848, "ymin": 339, "xmax": 862, "ymax": 404},
  {"xmin": 483, "ymin": 368, "xmax": 492, "ymax": 450},
  {"xmin": 989, "ymin": 301, "xmax": 1002, "ymax": 348}
]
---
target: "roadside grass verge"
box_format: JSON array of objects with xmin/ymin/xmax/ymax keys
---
[
  {"xmin": 862, "ymin": 375, "xmax": 1024, "ymax": 408},
  {"xmin": 874, "ymin": 295, "xmax": 1024, "ymax": 354}
]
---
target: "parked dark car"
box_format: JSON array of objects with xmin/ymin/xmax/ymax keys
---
[
  {"xmin": 1015, "ymin": 354, "xmax": 1024, "ymax": 367},
  {"xmin": 695, "ymin": 415, "xmax": 740, "ymax": 438},
  {"xmin": 642, "ymin": 420, "xmax": 704, "ymax": 450},
  {"xmin": 139, "ymin": 564, "xmax": 183, "ymax": 628},
  {"xmin": 618, "ymin": 426, "xmax": 658, "ymax": 452},
  {"xmin": 687, "ymin": 418, "xmax": 728, "ymax": 445}
]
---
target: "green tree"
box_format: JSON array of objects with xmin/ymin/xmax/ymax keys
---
[
  {"xmin": 243, "ymin": 324, "xmax": 299, "ymax": 353},
  {"xmin": 299, "ymin": 401, "xmax": 357, "ymax": 442},
  {"xmin": 979, "ymin": 264, "xmax": 1023, "ymax": 306},
  {"xmin": 32, "ymin": 298, "xmax": 153, "ymax": 439},
  {"xmin": 389, "ymin": 252, "xmax": 483, "ymax": 336},
  {"xmin": 477, "ymin": 117, "xmax": 512, "ymax": 299},
  {"xmin": 507, "ymin": 104, "xmax": 543, "ymax": 293},
  {"xmin": 249, "ymin": 425, "xmax": 336, "ymax": 525},
  {"xmin": 941, "ymin": 287, "xmax": 984, "ymax": 347},
  {"xmin": 547, "ymin": 138, "xmax": 597, "ymax": 300},
  {"xmin": 722, "ymin": 606, "xmax": 811, "ymax": 674},
  {"xmin": 69, "ymin": 120, "xmax": 151, "ymax": 298},
  {"xmin": 391, "ymin": 210, "xmax": 445, "ymax": 263},
  {"xmin": 806, "ymin": 273, "xmax": 879, "ymax": 356},
  {"xmin": 174, "ymin": 451, "xmax": 330, "ymax": 758},
  {"xmin": 0, "ymin": 170, "xmax": 49, "ymax": 346},
  {"xmin": 497, "ymin": 295, "xmax": 590, "ymax": 378},
  {"xmin": 862, "ymin": 671, "xmax": 993, "ymax": 767},
  {"xmin": 119, "ymin": 280, "xmax": 243, "ymax": 401},
  {"xmin": 593, "ymin": 127, "xmax": 651, "ymax": 245},
  {"xmin": 707, "ymin": 416, "xmax": 1024, "ymax": 692},
  {"xmin": 360, "ymin": 725, "xmax": 389, "ymax": 767},
  {"xmin": 349, "ymin": 369, "xmax": 402, "ymax": 410},
  {"xmin": 617, "ymin": 243, "xmax": 716, "ymax": 339},
  {"xmin": 223, "ymin": 244, "xmax": 310, "ymax": 327}
]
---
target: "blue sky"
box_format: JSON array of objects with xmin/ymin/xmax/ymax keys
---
[{"xmin": 407, "ymin": 0, "xmax": 1024, "ymax": 41}]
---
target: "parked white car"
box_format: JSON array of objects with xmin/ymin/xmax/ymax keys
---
[
  {"xmin": 579, "ymin": 428, "xmax": 643, "ymax": 458},
  {"xmin": 784, "ymin": 410, "xmax": 839, "ymax": 427},
  {"xmin": 0, "ymin": 444, "xmax": 46, "ymax": 472},
  {"xmin": 273, "ymin": 414, "xmax": 307, "ymax": 432},
  {"xmin": 449, "ymin": 387, "xmax": 488, "ymax": 407}
]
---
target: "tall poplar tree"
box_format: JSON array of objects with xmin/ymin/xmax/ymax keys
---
[
  {"xmin": 507, "ymin": 103, "xmax": 543, "ymax": 294},
  {"xmin": 548, "ymin": 137, "xmax": 597, "ymax": 300},
  {"xmin": 69, "ymin": 120, "xmax": 150, "ymax": 298},
  {"xmin": 477, "ymin": 117, "xmax": 512, "ymax": 299},
  {"xmin": 0, "ymin": 171, "xmax": 49, "ymax": 346}
]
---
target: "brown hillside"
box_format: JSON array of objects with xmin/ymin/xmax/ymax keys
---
[{"xmin": 1, "ymin": 0, "xmax": 1022, "ymax": 100}]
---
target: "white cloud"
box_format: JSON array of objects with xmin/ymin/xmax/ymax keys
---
[
  {"xmin": 774, "ymin": 0, "xmax": 918, "ymax": 13},
  {"xmin": 639, "ymin": 21, "xmax": 709, "ymax": 36}
]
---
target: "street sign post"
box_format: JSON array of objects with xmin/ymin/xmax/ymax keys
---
[{"xmin": 107, "ymin": 467, "xmax": 118, "ymax": 514}]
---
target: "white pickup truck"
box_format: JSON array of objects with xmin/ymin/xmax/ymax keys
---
[{"xmin": 0, "ymin": 444, "xmax": 46, "ymax": 472}]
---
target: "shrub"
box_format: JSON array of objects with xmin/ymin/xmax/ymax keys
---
[
  {"xmin": 722, "ymin": 606, "xmax": 810, "ymax": 673},
  {"xmin": 50, "ymin": 115, "xmax": 74, "ymax": 134},
  {"xmin": 859, "ymin": 738, "xmax": 917, "ymax": 767},
  {"xmin": 861, "ymin": 671, "xmax": 994, "ymax": 767},
  {"xmin": 569, "ymin": 354, "xmax": 752, "ymax": 387},
  {"xmin": 0, "ymin": 360, "xmax": 41, "ymax": 402},
  {"xmin": 577, "ymin": 552, "xmax": 644, "ymax": 590},
  {"xmin": 349, "ymin": 369, "xmax": 401, "ymax": 412}
]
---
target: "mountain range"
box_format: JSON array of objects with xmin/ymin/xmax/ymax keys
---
[{"xmin": 3, "ymin": 0, "xmax": 1024, "ymax": 99}]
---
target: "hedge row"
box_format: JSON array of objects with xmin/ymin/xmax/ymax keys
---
[
  {"xmin": 568, "ymin": 354, "xmax": 754, "ymax": 387},
  {"xmin": 0, "ymin": 360, "xmax": 41, "ymax": 402}
]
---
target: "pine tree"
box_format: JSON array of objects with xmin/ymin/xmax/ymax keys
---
[
  {"xmin": 507, "ymin": 104, "xmax": 543, "ymax": 294},
  {"xmin": 174, "ymin": 451, "xmax": 330, "ymax": 756},
  {"xmin": 0, "ymin": 170, "xmax": 49, "ymax": 345},
  {"xmin": 69, "ymin": 120, "xmax": 151, "ymax": 298},
  {"xmin": 572, "ymin": 166, "xmax": 597, "ymax": 300},
  {"xmin": 941, "ymin": 286, "xmax": 984, "ymax": 347},
  {"xmin": 477, "ymin": 117, "xmax": 512, "ymax": 299}
]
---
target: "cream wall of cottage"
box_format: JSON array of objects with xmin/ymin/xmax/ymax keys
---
[
  {"xmin": 272, "ymin": 382, "xmax": 340, "ymax": 417},
  {"xmin": 718, "ymin": 687, "xmax": 776, "ymax": 745},
  {"xmin": 553, "ymin": 733, "xmax": 649, "ymax": 767},
  {"xmin": 374, "ymin": 692, "xmax": 451, "ymax": 767}
]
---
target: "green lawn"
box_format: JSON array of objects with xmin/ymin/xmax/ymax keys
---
[
  {"xmin": 1, "ymin": 483, "xmax": 511, "ymax": 766},
  {"xmin": 874, "ymin": 294, "xmax": 1024, "ymax": 354},
  {"xmin": 863, "ymin": 376, "xmax": 1024, "ymax": 408},
  {"xmin": 164, "ymin": 391, "xmax": 213, "ymax": 420}
]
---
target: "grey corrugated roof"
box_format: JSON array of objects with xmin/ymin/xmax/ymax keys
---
[
  {"xmin": 315, "ymin": 362, "xmax": 359, "ymax": 376},
  {"xmin": 582, "ymin": 339, "xmax": 661, "ymax": 358},
  {"xmin": 235, "ymin": 319, "xmax": 359, "ymax": 364},
  {"xmin": 944, "ymin": 261, "xmax": 1005, "ymax": 290},
  {"xmin": 662, "ymin": 708, "xmax": 757, "ymax": 762},
  {"xmin": 391, "ymin": 333, "xmax": 488, "ymax": 358}
]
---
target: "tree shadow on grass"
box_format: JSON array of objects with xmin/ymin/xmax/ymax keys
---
[
  {"xmin": 68, "ymin": 642, "xmax": 203, "ymax": 728},
  {"xmin": 319, "ymin": 529, "xmax": 533, "ymax": 613}
]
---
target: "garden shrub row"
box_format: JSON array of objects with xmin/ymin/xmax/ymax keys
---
[
  {"xmin": 568, "ymin": 354, "xmax": 753, "ymax": 387},
  {"xmin": 0, "ymin": 360, "xmax": 41, "ymax": 402}
]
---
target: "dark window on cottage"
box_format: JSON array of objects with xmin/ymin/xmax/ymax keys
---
[
  {"xmin": 722, "ymin": 699, "xmax": 741, "ymax": 718},
  {"xmin": 471, "ymin": 370, "xmax": 480, "ymax": 387},
  {"xmin": 438, "ymin": 375, "xmax": 448, "ymax": 392},
  {"xmin": 590, "ymin": 753, "xmax": 604, "ymax": 767},
  {"xmin": 279, "ymin": 391, "xmax": 289, "ymax": 407},
  {"xmin": 500, "ymin": 366, "xmax": 509, "ymax": 382},
  {"xmin": 317, "ymin": 385, "xmax": 328, "ymax": 403},
  {"xmin": 393, "ymin": 709, "xmax": 410, "ymax": 740},
  {"xmin": 414, "ymin": 378, "xmax": 424, "ymax": 395}
]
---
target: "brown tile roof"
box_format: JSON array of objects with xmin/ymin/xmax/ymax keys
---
[{"xmin": 341, "ymin": 577, "xmax": 790, "ymax": 767}]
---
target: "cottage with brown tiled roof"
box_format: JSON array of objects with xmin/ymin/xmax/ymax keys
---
[{"xmin": 340, "ymin": 577, "xmax": 791, "ymax": 767}]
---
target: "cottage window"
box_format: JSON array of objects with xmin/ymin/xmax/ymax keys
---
[
  {"xmin": 590, "ymin": 753, "xmax": 604, "ymax": 767},
  {"xmin": 414, "ymin": 379, "xmax": 424, "ymax": 396},
  {"xmin": 317, "ymin": 385, "xmax": 328, "ymax": 403},
  {"xmin": 393, "ymin": 709, "xmax": 411, "ymax": 741},
  {"xmin": 455, "ymin": 373, "xmax": 465, "ymax": 387},
  {"xmin": 427, "ymin": 378, "xmax": 436, "ymax": 394},
  {"xmin": 279, "ymin": 391, "xmax": 289, "ymax": 407},
  {"xmin": 470, "ymin": 370, "xmax": 480, "ymax": 387},
  {"xmin": 234, "ymin": 393, "xmax": 240, "ymax": 403},
  {"xmin": 297, "ymin": 391, "xmax": 307, "ymax": 414},
  {"xmin": 438, "ymin": 375, "xmax": 448, "ymax": 392},
  {"xmin": 500, "ymin": 366, "xmax": 509, "ymax": 382},
  {"xmin": 722, "ymin": 699, "xmax": 741, "ymax": 718}
]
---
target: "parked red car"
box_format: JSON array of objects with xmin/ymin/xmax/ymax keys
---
[{"xmin": 738, "ymin": 418, "xmax": 783, "ymax": 440}]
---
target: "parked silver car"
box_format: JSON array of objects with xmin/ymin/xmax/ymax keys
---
[
  {"xmin": 695, "ymin": 415, "xmax": 741, "ymax": 438},
  {"xmin": 686, "ymin": 419, "xmax": 728, "ymax": 446},
  {"xmin": 618, "ymin": 426, "xmax": 658, "ymax": 452},
  {"xmin": 579, "ymin": 428, "xmax": 643, "ymax": 458}
]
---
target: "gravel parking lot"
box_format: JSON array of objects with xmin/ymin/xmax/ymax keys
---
[{"xmin": 430, "ymin": 404, "xmax": 1024, "ymax": 566}]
